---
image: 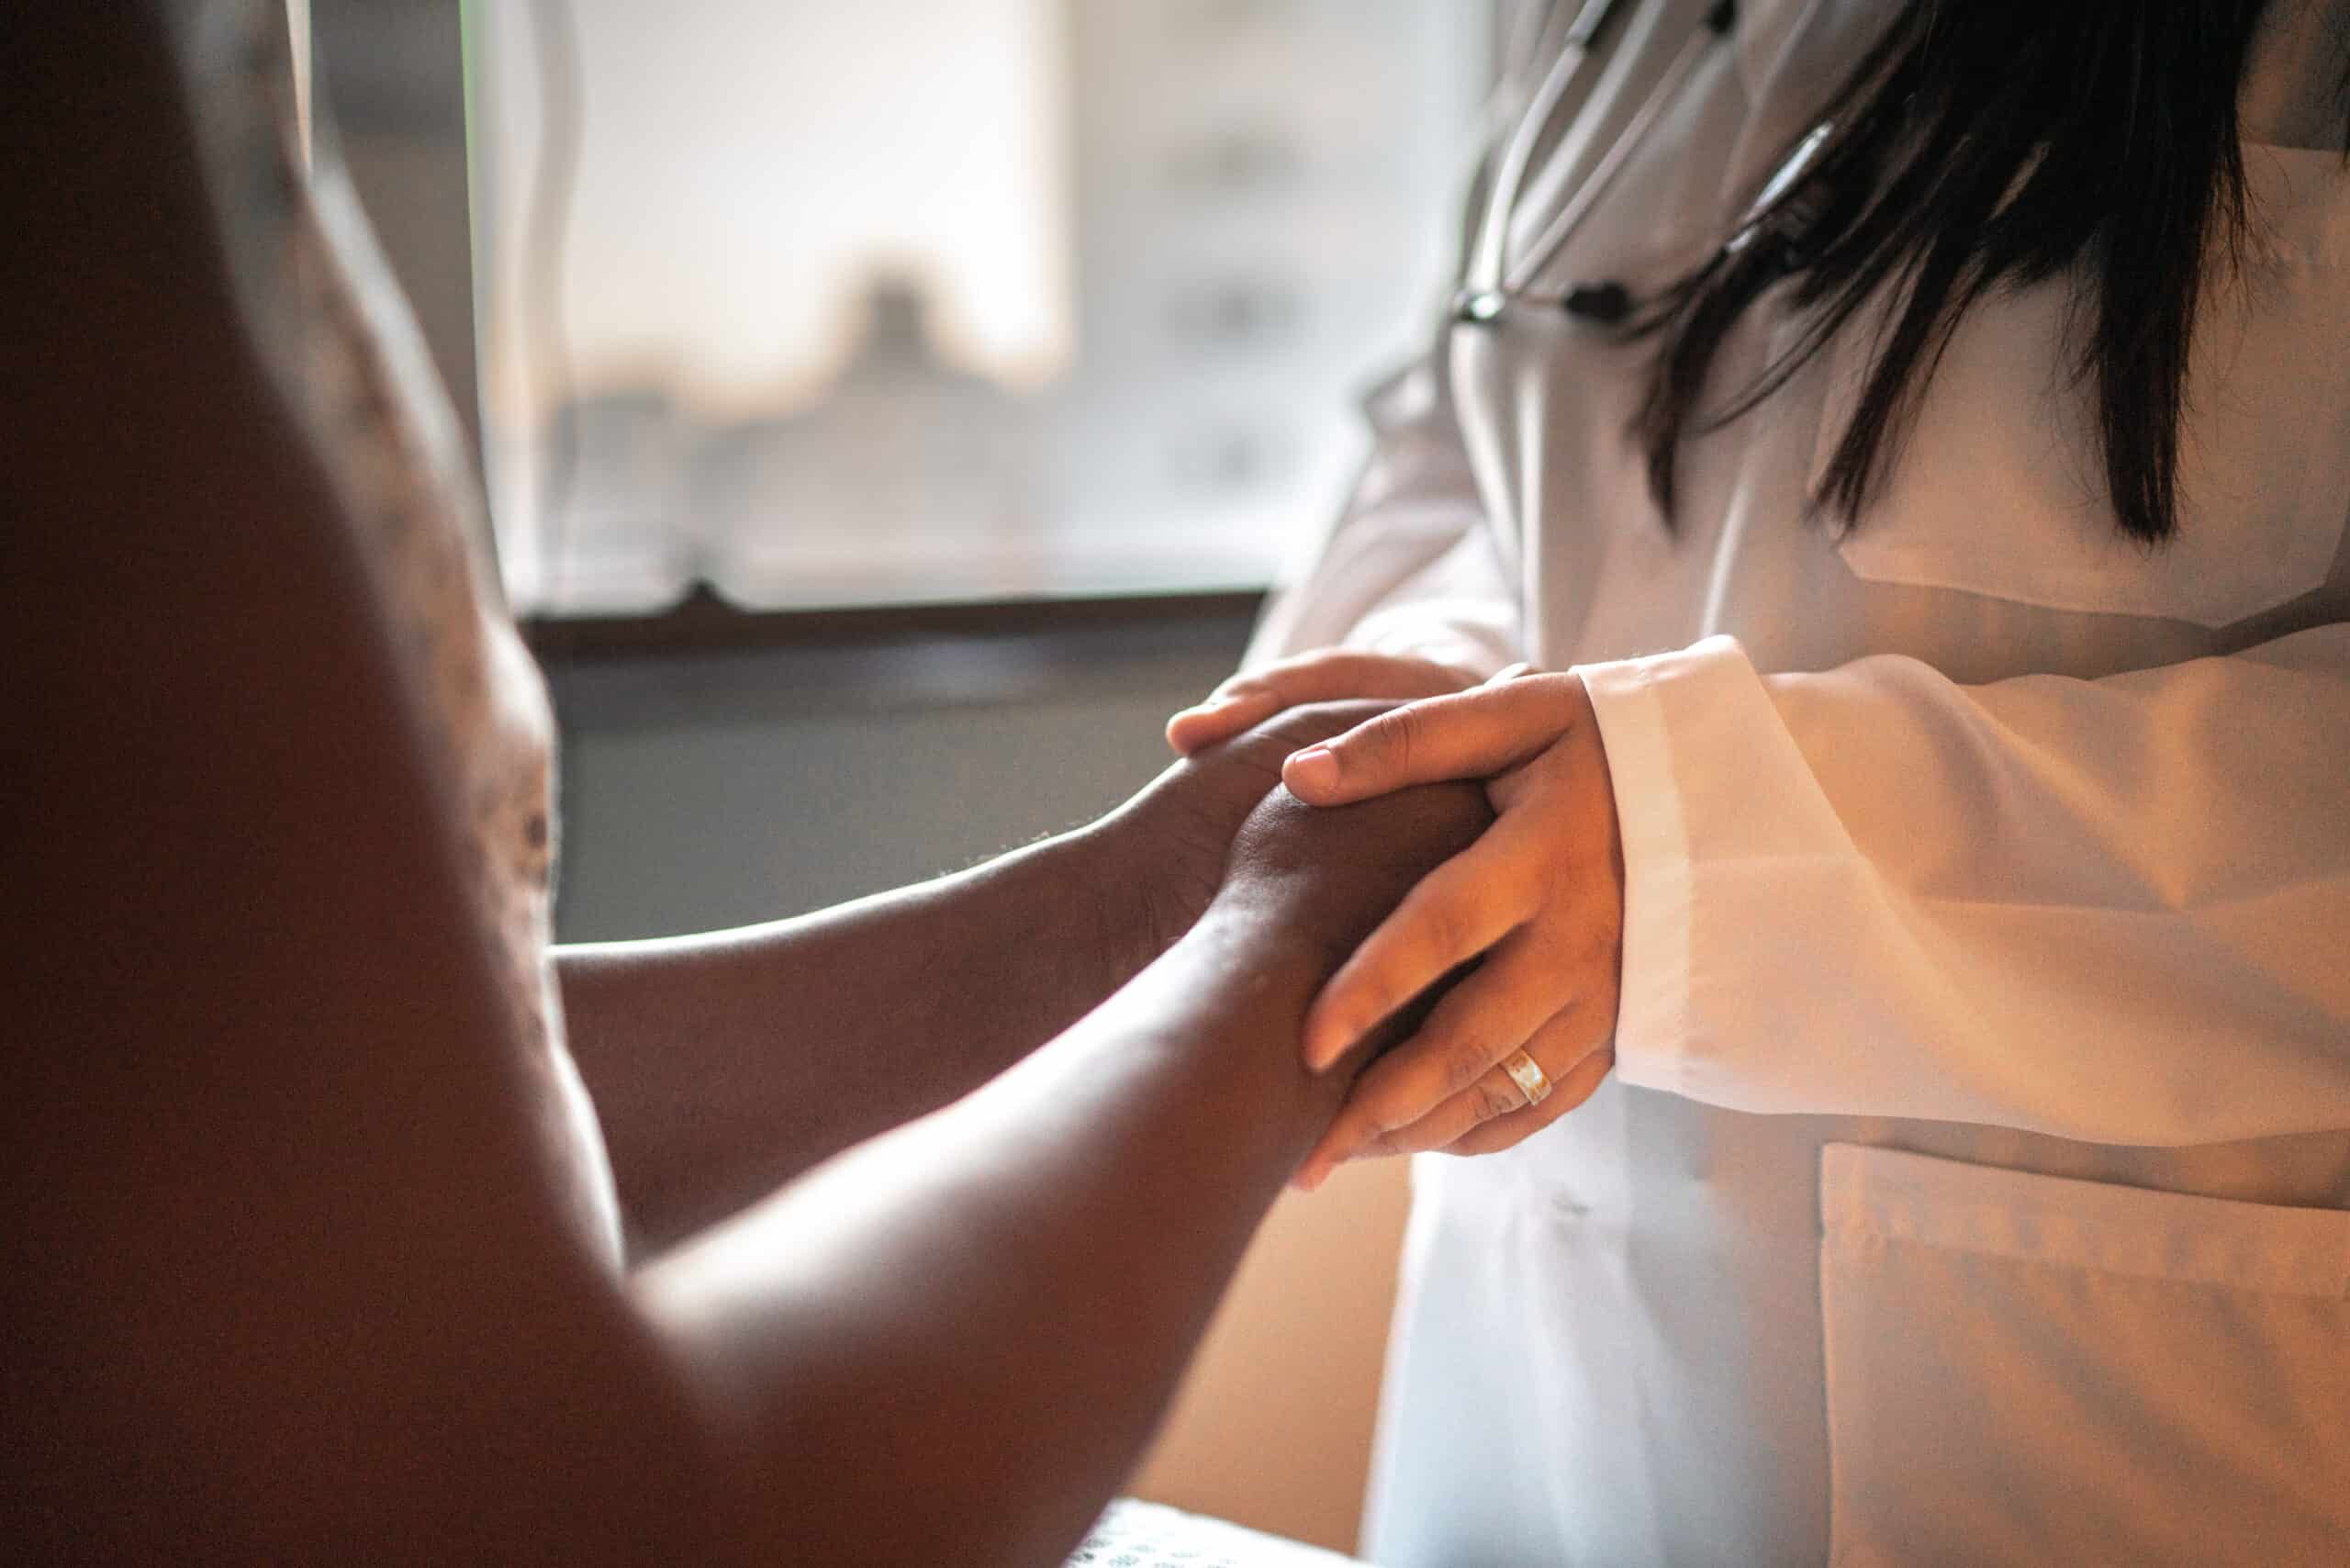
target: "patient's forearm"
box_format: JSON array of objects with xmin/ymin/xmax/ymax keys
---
[
  {"xmin": 559, "ymin": 822, "xmax": 1158, "ymax": 1257},
  {"xmin": 636, "ymin": 785, "xmax": 1487, "ymax": 1568},
  {"xmin": 562, "ymin": 700, "xmax": 1420, "ymax": 1259},
  {"xmin": 637, "ymin": 908, "xmax": 1355, "ymax": 1568}
]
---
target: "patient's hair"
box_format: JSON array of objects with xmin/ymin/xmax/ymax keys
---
[{"xmin": 1637, "ymin": 0, "xmax": 2350, "ymax": 543}]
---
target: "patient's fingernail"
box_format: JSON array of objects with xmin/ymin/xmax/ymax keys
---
[{"xmin": 1284, "ymin": 745, "xmax": 1338, "ymax": 795}]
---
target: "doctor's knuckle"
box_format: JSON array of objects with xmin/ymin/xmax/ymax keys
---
[
  {"xmin": 1466, "ymin": 1076, "xmax": 1523, "ymax": 1125},
  {"xmin": 1514, "ymin": 910, "xmax": 1571, "ymax": 966},
  {"xmin": 1361, "ymin": 1092, "xmax": 1416, "ymax": 1137},
  {"xmin": 1556, "ymin": 911, "xmax": 1614, "ymax": 971},
  {"xmin": 1364, "ymin": 708, "xmax": 1418, "ymax": 777},
  {"xmin": 1427, "ymin": 904, "xmax": 1478, "ymax": 963},
  {"xmin": 1437, "ymin": 1035, "xmax": 1497, "ymax": 1096}
]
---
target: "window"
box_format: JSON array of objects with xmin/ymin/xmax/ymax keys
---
[{"xmin": 469, "ymin": 0, "xmax": 1491, "ymax": 615}]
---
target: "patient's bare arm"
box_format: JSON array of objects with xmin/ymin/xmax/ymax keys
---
[
  {"xmin": 641, "ymin": 781, "xmax": 1487, "ymax": 1565},
  {"xmin": 15, "ymin": 411, "xmax": 1482, "ymax": 1560},
  {"xmin": 560, "ymin": 700, "xmax": 1407, "ymax": 1256},
  {"xmin": 9, "ymin": 15, "xmax": 1486, "ymax": 1561}
]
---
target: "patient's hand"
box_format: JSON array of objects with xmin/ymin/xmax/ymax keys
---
[
  {"xmin": 1099, "ymin": 700, "xmax": 1416, "ymax": 957},
  {"xmin": 1201, "ymin": 776, "xmax": 1493, "ymax": 1080}
]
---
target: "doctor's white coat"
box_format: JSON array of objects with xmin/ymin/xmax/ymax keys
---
[{"xmin": 1253, "ymin": 2, "xmax": 2350, "ymax": 1562}]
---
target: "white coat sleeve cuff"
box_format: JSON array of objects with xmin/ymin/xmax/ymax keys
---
[{"xmin": 1576, "ymin": 636, "xmax": 1761, "ymax": 1102}]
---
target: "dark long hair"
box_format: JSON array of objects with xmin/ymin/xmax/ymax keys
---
[{"xmin": 1636, "ymin": 0, "xmax": 2349, "ymax": 543}]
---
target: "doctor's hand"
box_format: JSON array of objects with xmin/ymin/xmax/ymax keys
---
[
  {"xmin": 1165, "ymin": 649, "xmax": 1482, "ymax": 756},
  {"xmin": 1281, "ymin": 670, "xmax": 1625, "ymax": 1189}
]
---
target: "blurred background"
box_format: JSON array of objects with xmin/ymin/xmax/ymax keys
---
[
  {"xmin": 312, "ymin": 0, "xmax": 1508, "ymax": 1551},
  {"xmin": 469, "ymin": 0, "xmax": 1489, "ymax": 614}
]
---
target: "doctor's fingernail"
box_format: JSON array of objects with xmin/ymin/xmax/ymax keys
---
[
  {"xmin": 1317, "ymin": 1027, "xmax": 1366, "ymax": 1073},
  {"xmin": 1284, "ymin": 745, "xmax": 1339, "ymax": 794},
  {"xmin": 1182, "ymin": 692, "xmax": 1260, "ymax": 724},
  {"xmin": 1170, "ymin": 701, "xmax": 1234, "ymax": 737},
  {"xmin": 1301, "ymin": 1014, "xmax": 1349, "ymax": 1071}
]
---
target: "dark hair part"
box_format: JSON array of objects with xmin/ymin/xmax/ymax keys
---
[{"xmin": 1637, "ymin": 0, "xmax": 2347, "ymax": 543}]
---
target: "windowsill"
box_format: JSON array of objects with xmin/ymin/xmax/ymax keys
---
[
  {"xmin": 527, "ymin": 585, "xmax": 1268, "ymax": 729},
  {"xmin": 521, "ymin": 583, "xmax": 1267, "ymax": 662}
]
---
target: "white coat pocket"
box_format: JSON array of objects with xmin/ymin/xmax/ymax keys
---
[
  {"xmin": 1818, "ymin": 1143, "xmax": 2350, "ymax": 1567},
  {"xmin": 1814, "ymin": 145, "xmax": 2350, "ymax": 631}
]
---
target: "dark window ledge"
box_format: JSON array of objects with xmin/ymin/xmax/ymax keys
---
[
  {"xmin": 522, "ymin": 585, "xmax": 1267, "ymax": 662},
  {"xmin": 527, "ymin": 587, "xmax": 1268, "ymax": 727}
]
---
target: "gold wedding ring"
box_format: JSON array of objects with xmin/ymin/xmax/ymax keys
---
[{"xmin": 1500, "ymin": 1049, "xmax": 1553, "ymax": 1107}]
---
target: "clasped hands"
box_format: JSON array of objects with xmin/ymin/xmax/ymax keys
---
[{"xmin": 1166, "ymin": 652, "xmax": 1626, "ymax": 1189}]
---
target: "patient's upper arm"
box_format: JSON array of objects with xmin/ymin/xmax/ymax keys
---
[{"xmin": 2, "ymin": 13, "xmax": 721, "ymax": 1561}]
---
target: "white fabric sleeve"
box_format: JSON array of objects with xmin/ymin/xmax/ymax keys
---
[
  {"xmin": 1578, "ymin": 627, "xmax": 2350, "ymax": 1145},
  {"xmin": 1245, "ymin": 353, "xmax": 1520, "ymax": 677}
]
